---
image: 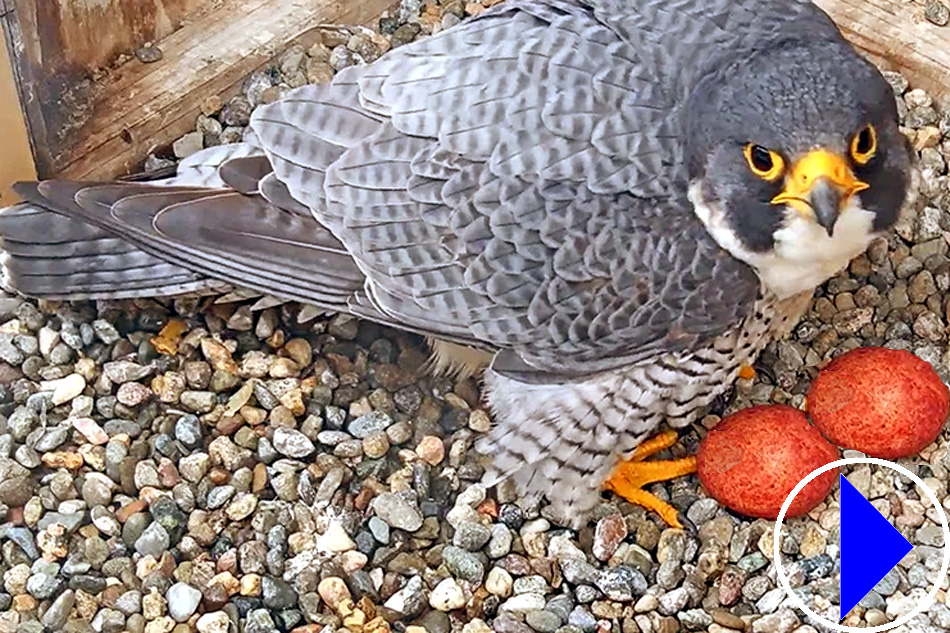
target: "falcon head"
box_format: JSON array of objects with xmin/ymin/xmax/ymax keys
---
[{"xmin": 686, "ymin": 39, "xmax": 912, "ymax": 299}]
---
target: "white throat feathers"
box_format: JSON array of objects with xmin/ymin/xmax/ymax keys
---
[{"xmin": 688, "ymin": 181, "xmax": 879, "ymax": 299}]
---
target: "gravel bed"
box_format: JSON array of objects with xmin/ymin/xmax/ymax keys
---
[{"xmin": 4, "ymin": 1, "xmax": 950, "ymax": 633}]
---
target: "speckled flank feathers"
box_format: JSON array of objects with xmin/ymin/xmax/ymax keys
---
[{"xmin": 479, "ymin": 291, "xmax": 813, "ymax": 526}]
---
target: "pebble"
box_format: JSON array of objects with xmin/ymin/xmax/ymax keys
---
[
  {"xmin": 799, "ymin": 525, "xmax": 826, "ymax": 558},
  {"xmin": 173, "ymin": 132, "xmax": 204, "ymax": 159},
  {"xmin": 317, "ymin": 521, "xmax": 356, "ymax": 552},
  {"xmin": 454, "ymin": 521, "xmax": 492, "ymax": 551},
  {"xmin": 174, "ymin": 415, "xmax": 202, "ymax": 447},
  {"xmin": 368, "ymin": 516, "xmax": 390, "ymax": 543},
  {"xmin": 261, "ymin": 576, "xmax": 297, "ymax": 609},
  {"xmin": 0, "ymin": 458, "xmax": 36, "ymax": 506},
  {"xmin": 82, "ymin": 472, "xmax": 114, "ymax": 507},
  {"xmin": 430, "ymin": 578, "xmax": 466, "ymax": 611},
  {"xmin": 348, "ymin": 411, "xmax": 392, "ymax": 438},
  {"xmin": 925, "ymin": 0, "xmax": 950, "ymax": 26},
  {"xmin": 134, "ymin": 43, "xmax": 164, "ymax": 63},
  {"xmin": 225, "ymin": 493, "xmax": 257, "ymax": 520},
  {"xmin": 916, "ymin": 525, "xmax": 945, "ymax": 546},
  {"xmin": 180, "ymin": 390, "xmax": 215, "ymax": 412},
  {"xmin": 91, "ymin": 319, "xmax": 120, "ymax": 343},
  {"xmin": 41, "ymin": 373, "xmax": 86, "ymax": 405},
  {"xmin": 658, "ymin": 587, "xmax": 689, "ymax": 615},
  {"xmin": 91, "ymin": 608, "xmax": 125, "ymax": 633},
  {"xmin": 272, "ymin": 427, "xmax": 315, "ymax": 457},
  {"xmin": 73, "ymin": 417, "xmax": 109, "ymax": 444},
  {"xmin": 371, "ymin": 493, "xmax": 424, "ymax": 531},
  {"xmin": 487, "ymin": 567, "xmax": 514, "ymax": 598},
  {"xmin": 315, "ymin": 576, "xmax": 350, "ymax": 613},
  {"xmin": 687, "ymin": 498, "xmax": 720, "ymax": 524},
  {"xmin": 487, "ymin": 523, "xmax": 513, "ymax": 558},
  {"xmin": 26, "ymin": 572, "xmax": 62, "ymax": 599},
  {"xmin": 195, "ymin": 612, "xmax": 231, "ymax": 633},
  {"xmin": 442, "ymin": 545, "xmax": 486, "ymax": 583},
  {"xmin": 596, "ymin": 565, "xmax": 647, "ymax": 601},
  {"xmin": 41, "ymin": 589, "xmax": 74, "ymax": 629},
  {"xmin": 135, "ymin": 522, "xmax": 170, "ymax": 557},
  {"xmin": 751, "ymin": 609, "xmax": 800, "ymax": 633},
  {"xmin": 417, "ymin": 435, "xmax": 445, "ymax": 464},
  {"xmin": 593, "ymin": 513, "xmax": 627, "ymax": 561},
  {"xmin": 115, "ymin": 590, "xmax": 143, "ymax": 615}
]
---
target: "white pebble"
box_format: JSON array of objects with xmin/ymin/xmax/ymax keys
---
[
  {"xmin": 41, "ymin": 374, "xmax": 86, "ymax": 406},
  {"xmin": 144, "ymin": 617, "xmax": 175, "ymax": 633},
  {"xmin": 167, "ymin": 582, "xmax": 202, "ymax": 622},
  {"xmin": 462, "ymin": 620, "xmax": 493, "ymax": 633},
  {"xmin": 446, "ymin": 504, "xmax": 480, "ymax": 528},
  {"xmin": 499, "ymin": 592, "xmax": 546, "ymax": 614},
  {"xmin": 429, "ymin": 577, "xmax": 466, "ymax": 611},
  {"xmin": 455, "ymin": 483, "xmax": 486, "ymax": 508},
  {"xmin": 485, "ymin": 567, "xmax": 512, "ymax": 598},
  {"xmin": 548, "ymin": 535, "xmax": 586, "ymax": 561},
  {"xmin": 38, "ymin": 327, "xmax": 59, "ymax": 358},
  {"xmin": 317, "ymin": 522, "xmax": 356, "ymax": 553},
  {"xmin": 195, "ymin": 611, "xmax": 230, "ymax": 633},
  {"xmin": 173, "ymin": 132, "xmax": 204, "ymax": 159},
  {"xmin": 72, "ymin": 418, "xmax": 109, "ymax": 445}
]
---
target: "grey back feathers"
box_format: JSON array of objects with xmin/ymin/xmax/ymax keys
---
[{"xmin": 0, "ymin": 0, "xmax": 891, "ymax": 381}]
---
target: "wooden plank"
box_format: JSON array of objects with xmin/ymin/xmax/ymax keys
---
[
  {"xmin": 10, "ymin": 0, "xmax": 208, "ymax": 72},
  {"xmin": 4, "ymin": 0, "xmax": 396, "ymax": 179},
  {"xmin": 815, "ymin": 0, "xmax": 950, "ymax": 105},
  {"xmin": 0, "ymin": 25, "xmax": 35, "ymax": 204},
  {"xmin": 3, "ymin": 0, "xmax": 213, "ymax": 175}
]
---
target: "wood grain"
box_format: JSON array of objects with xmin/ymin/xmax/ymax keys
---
[
  {"xmin": 10, "ymin": 0, "xmax": 208, "ymax": 72},
  {"xmin": 4, "ymin": 0, "xmax": 396, "ymax": 178},
  {"xmin": 815, "ymin": 0, "xmax": 950, "ymax": 105},
  {"xmin": 0, "ymin": 25, "xmax": 35, "ymax": 204}
]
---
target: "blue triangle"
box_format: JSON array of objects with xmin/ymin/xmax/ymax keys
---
[{"xmin": 840, "ymin": 474, "xmax": 913, "ymax": 619}]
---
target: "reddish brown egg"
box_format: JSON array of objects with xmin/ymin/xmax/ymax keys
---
[
  {"xmin": 697, "ymin": 405, "xmax": 839, "ymax": 519},
  {"xmin": 807, "ymin": 347, "xmax": 950, "ymax": 459}
]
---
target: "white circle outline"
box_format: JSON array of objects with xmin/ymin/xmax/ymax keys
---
[{"xmin": 773, "ymin": 457, "xmax": 950, "ymax": 633}]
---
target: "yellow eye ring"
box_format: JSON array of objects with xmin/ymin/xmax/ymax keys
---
[
  {"xmin": 850, "ymin": 124, "xmax": 877, "ymax": 165},
  {"xmin": 743, "ymin": 144, "xmax": 785, "ymax": 182}
]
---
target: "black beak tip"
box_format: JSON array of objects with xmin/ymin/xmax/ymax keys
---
[{"xmin": 810, "ymin": 178, "xmax": 842, "ymax": 238}]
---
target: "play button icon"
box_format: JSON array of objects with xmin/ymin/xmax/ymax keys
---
[
  {"xmin": 774, "ymin": 457, "xmax": 950, "ymax": 632},
  {"xmin": 839, "ymin": 474, "xmax": 913, "ymax": 619}
]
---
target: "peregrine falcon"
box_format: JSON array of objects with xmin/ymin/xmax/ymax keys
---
[{"xmin": 0, "ymin": 0, "xmax": 912, "ymax": 527}]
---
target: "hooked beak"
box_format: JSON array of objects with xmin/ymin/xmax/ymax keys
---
[{"xmin": 770, "ymin": 150, "xmax": 868, "ymax": 236}]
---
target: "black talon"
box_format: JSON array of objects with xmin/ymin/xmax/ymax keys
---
[
  {"xmin": 754, "ymin": 361, "xmax": 777, "ymax": 384},
  {"xmin": 710, "ymin": 388, "xmax": 736, "ymax": 417}
]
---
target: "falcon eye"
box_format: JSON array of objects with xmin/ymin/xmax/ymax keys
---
[
  {"xmin": 743, "ymin": 144, "xmax": 785, "ymax": 182},
  {"xmin": 850, "ymin": 125, "xmax": 877, "ymax": 165}
]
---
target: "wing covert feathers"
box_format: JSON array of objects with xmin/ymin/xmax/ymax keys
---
[{"xmin": 0, "ymin": 0, "xmax": 804, "ymax": 377}]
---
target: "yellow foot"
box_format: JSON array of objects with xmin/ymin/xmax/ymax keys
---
[
  {"xmin": 737, "ymin": 364, "xmax": 756, "ymax": 381},
  {"xmin": 603, "ymin": 430, "xmax": 698, "ymax": 529}
]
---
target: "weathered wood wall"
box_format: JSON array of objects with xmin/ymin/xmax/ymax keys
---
[
  {"xmin": 0, "ymin": 25, "xmax": 35, "ymax": 204},
  {"xmin": 3, "ymin": 0, "xmax": 212, "ymax": 177},
  {"xmin": 1, "ymin": 0, "xmax": 397, "ymax": 179},
  {"xmin": 11, "ymin": 0, "xmax": 207, "ymax": 73},
  {"xmin": 815, "ymin": 0, "xmax": 950, "ymax": 107}
]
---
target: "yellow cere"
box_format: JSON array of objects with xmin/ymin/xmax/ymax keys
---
[{"xmin": 771, "ymin": 149, "xmax": 868, "ymax": 215}]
